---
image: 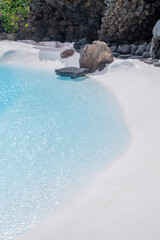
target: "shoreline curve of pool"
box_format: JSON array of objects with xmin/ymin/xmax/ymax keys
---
[{"xmin": 0, "ymin": 63, "xmax": 130, "ymax": 239}]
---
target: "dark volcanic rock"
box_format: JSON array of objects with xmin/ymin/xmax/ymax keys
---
[
  {"xmin": 142, "ymin": 52, "xmax": 150, "ymax": 58},
  {"xmin": 28, "ymin": 0, "xmax": 105, "ymax": 42},
  {"xmin": 128, "ymin": 56, "xmax": 144, "ymax": 60},
  {"xmin": 98, "ymin": 63, "xmax": 107, "ymax": 72},
  {"xmin": 117, "ymin": 45, "xmax": 132, "ymax": 54},
  {"xmin": 131, "ymin": 45, "xmax": 138, "ymax": 55},
  {"xmin": 1, "ymin": 0, "xmax": 160, "ymax": 44},
  {"xmin": 110, "ymin": 45, "xmax": 118, "ymax": 52},
  {"xmin": 153, "ymin": 62, "xmax": 160, "ymax": 67},
  {"xmin": 73, "ymin": 38, "xmax": 89, "ymax": 52},
  {"xmin": 142, "ymin": 59, "xmax": 158, "ymax": 65},
  {"xmin": 112, "ymin": 52, "xmax": 120, "ymax": 58},
  {"xmin": 118, "ymin": 54, "xmax": 132, "ymax": 59},
  {"xmin": 146, "ymin": 43, "xmax": 151, "ymax": 52},
  {"xmin": 55, "ymin": 67, "xmax": 89, "ymax": 79},
  {"xmin": 99, "ymin": 0, "xmax": 160, "ymax": 43},
  {"xmin": 135, "ymin": 44, "xmax": 146, "ymax": 56}
]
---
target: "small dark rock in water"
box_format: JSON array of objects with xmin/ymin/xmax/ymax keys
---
[
  {"xmin": 118, "ymin": 54, "xmax": 132, "ymax": 59},
  {"xmin": 55, "ymin": 67, "xmax": 89, "ymax": 79},
  {"xmin": 60, "ymin": 49, "xmax": 74, "ymax": 58},
  {"xmin": 98, "ymin": 63, "xmax": 107, "ymax": 71},
  {"xmin": 117, "ymin": 44, "xmax": 132, "ymax": 54},
  {"xmin": 112, "ymin": 52, "xmax": 120, "ymax": 57},
  {"xmin": 142, "ymin": 52, "xmax": 150, "ymax": 58},
  {"xmin": 153, "ymin": 62, "xmax": 160, "ymax": 67},
  {"xmin": 73, "ymin": 38, "xmax": 89, "ymax": 52}
]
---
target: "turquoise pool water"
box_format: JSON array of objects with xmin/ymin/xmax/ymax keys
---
[{"xmin": 0, "ymin": 63, "xmax": 129, "ymax": 239}]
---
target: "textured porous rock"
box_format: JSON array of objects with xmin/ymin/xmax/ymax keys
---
[
  {"xmin": 79, "ymin": 41, "xmax": 114, "ymax": 73},
  {"xmin": 150, "ymin": 20, "xmax": 160, "ymax": 59},
  {"xmin": 27, "ymin": 0, "xmax": 104, "ymax": 42},
  {"xmin": 55, "ymin": 67, "xmax": 89, "ymax": 79},
  {"xmin": 99, "ymin": 0, "xmax": 160, "ymax": 43},
  {"xmin": 60, "ymin": 49, "xmax": 74, "ymax": 58}
]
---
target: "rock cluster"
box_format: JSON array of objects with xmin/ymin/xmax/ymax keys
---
[
  {"xmin": 109, "ymin": 40, "xmax": 160, "ymax": 67},
  {"xmin": 99, "ymin": 0, "xmax": 160, "ymax": 43},
  {"xmin": 110, "ymin": 42, "xmax": 151, "ymax": 59}
]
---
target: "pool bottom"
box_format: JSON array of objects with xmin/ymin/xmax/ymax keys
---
[{"xmin": 0, "ymin": 63, "xmax": 130, "ymax": 239}]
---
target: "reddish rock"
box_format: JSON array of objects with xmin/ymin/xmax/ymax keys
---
[{"xmin": 60, "ymin": 49, "xmax": 74, "ymax": 58}]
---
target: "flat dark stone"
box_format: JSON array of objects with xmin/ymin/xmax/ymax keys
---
[{"xmin": 55, "ymin": 67, "xmax": 89, "ymax": 79}]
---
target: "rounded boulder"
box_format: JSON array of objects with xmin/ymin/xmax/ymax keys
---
[{"xmin": 79, "ymin": 41, "xmax": 114, "ymax": 73}]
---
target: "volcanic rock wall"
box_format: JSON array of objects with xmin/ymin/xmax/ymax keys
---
[
  {"xmin": 0, "ymin": 0, "xmax": 160, "ymax": 43},
  {"xmin": 24, "ymin": 0, "xmax": 105, "ymax": 42}
]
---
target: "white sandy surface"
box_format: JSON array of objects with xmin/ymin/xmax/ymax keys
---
[{"xmin": 0, "ymin": 41, "xmax": 160, "ymax": 240}]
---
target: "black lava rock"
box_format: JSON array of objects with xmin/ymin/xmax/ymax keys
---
[
  {"xmin": 112, "ymin": 52, "xmax": 120, "ymax": 57},
  {"xmin": 98, "ymin": 63, "xmax": 107, "ymax": 71},
  {"xmin": 135, "ymin": 44, "xmax": 146, "ymax": 56},
  {"xmin": 131, "ymin": 45, "xmax": 138, "ymax": 55},
  {"xmin": 73, "ymin": 38, "xmax": 89, "ymax": 52},
  {"xmin": 117, "ymin": 44, "xmax": 132, "ymax": 54},
  {"xmin": 142, "ymin": 52, "xmax": 151, "ymax": 58}
]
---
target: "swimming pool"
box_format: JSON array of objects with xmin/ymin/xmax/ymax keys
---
[{"xmin": 0, "ymin": 63, "xmax": 129, "ymax": 239}]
